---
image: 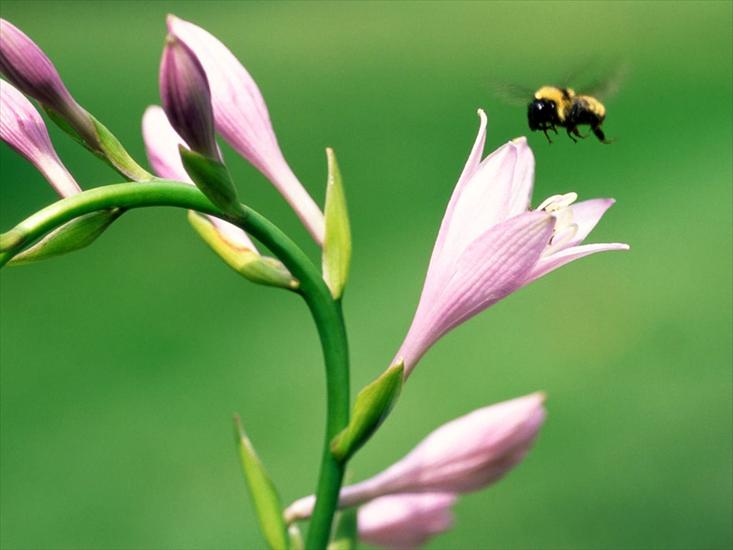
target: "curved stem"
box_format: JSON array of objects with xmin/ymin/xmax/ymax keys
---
[{"xmin": 0, "ymin": 181, "xmax": 349, "ymax": 549}]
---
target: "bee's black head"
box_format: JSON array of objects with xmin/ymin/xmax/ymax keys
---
[{"xmin": 527, "ymin": 99, "xmax": 558, "ymax": 130}]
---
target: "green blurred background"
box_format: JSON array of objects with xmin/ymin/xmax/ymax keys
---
[{"xmin": 0, "ymin": 1, "xmax": 730, "ymax": 549}]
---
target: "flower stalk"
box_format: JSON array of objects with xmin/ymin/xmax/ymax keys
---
[{"xmin": 0, "ymin": 181, "xmax": 350, "ymax": 548}]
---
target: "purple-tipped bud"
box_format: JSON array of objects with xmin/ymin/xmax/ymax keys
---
[
  {"xmin": 159, "ymin": 35, "xmax": 219, "ymax": 161},
  {"xmin": 0, "ymin": 80, "xmax": 80, "ymax": 197},
  {"xmin": 0, "ymin": 19, "xmax": 96, "ymax": 147}
]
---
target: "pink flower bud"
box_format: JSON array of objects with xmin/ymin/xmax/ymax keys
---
[
  {"xmin": 1, "ymin": 79, "xmax": 80, "ymax": 197},
  {"xmin": 358, "ymin": 493, "xmax": 456, "ymax": 550},
  {"xmin": 394, "ymin": 110, "xmax": 629, "ymax": 377},
  {"xmin": 166, "ymin": 15, "xmax": 325, "ymax": 245},
  {"xmin": 0, "ymin": 19, "xmax": 96, "ymax": 148},
  {"xmin": 159, "ymin": 35, "xmax": 219, "ymax": 161},
  {"xmin": 285, "ymin": 393, "xmax": 546, "ymax": 521}
]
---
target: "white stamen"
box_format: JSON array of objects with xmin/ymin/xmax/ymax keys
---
[{"xmin": 537, "ymin": 191, "xmax": 580, "ymax": 255}]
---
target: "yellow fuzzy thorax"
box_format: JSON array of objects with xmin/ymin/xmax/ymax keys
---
[{"xmin": 533, "ymin": 86, "xmax": 575, "ymax": 121}]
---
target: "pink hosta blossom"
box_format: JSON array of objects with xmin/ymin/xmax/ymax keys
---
[
  {"xmin": 142, "ymin": 105, "xmax": 256, "ymax": 251},
  {"xmin": 285, "ymin": 393, "xmax": 545, "ymax": 521},
  {"xmin": 0, "ymin": 79, "xmax": 80, "ymax": 197},
  {"xmin": 358, "ymin": 493, "xmax": 457, "ymax": 550},
  {"xmin": 396, "ymin": 109, "xmax": 629, "ymax": 377},
  {"xmin": 166, "ymin": 15, "xmax": 325, "ymax": 245},
  {"xmin": 0, "ymin": 18, "xmax": 96, "ymax": 148}
]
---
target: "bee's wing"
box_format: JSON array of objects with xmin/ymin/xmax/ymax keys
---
[
  {"xmin": 488, "ymin": 82, "xmax": 534, "ymax": 107},
  {"xmin": 581, "ymin": 62, "xmax": 630, "ymax": 100}
]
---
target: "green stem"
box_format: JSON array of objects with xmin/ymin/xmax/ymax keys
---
[{"xmin": 0, "ymin": 181, "xmax": 350, "ymax": 549}]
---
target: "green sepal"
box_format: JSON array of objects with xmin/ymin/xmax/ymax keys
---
[
  {"xmin": 43, "ymin": 107, "xmax": 152, "ymax": 182},
  {"xmin": 234, "ymin": 415, "xmax": 290, "ymax": 550},
  {"xmin": 327, "ymin": 508, "xmax": 358, "ymax": 550},
  {"xmin": 8, "ymin": 209, "xmax": 123, "ymax": 265},
  {"xmin": 331, "ymin": 361, "xmax": 404, "ymax": 462},
  {"xmin": 288, "ymin": 524, "xmax": 304, "ymax": 550},
  {"xmin": 322, "ymin": 148, "xmax": 352, "ymax": 299},
  {"xmin": 187, "ymin": 211, "xmax": 298, "ymax": 290},
  {"xmin": 91, "ymin": 117, "xmax": 153, "ymax": 182},
  {"xmin": 179, "ymin": 147, "xmax": 243, "ymax": 217}
]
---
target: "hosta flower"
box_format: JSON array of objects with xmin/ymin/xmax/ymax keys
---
[
  {"xmin": 396, "ymin": 109, "xmax": 629, "ymax": 377},
  {"xmin": 0, "ymin": 18, "xmax": 97, "ymax": 149},
  {"xmin": 285, "ymin": 393, "xmax": 545, "ymax": 521},
  {"xmin": 0, "ymin": 79, "xmax": 80, "ymax": 197},
  {"xmin": 142, "ymin": 106, "xmax": 295, "ymax": 288},
  {"xmin": 358, "ymin": 493, "xmax": 456, "ymax": 550},
  {"xmin": 166, "ymin": 15, "xmax": 325, "ymax": 245}
]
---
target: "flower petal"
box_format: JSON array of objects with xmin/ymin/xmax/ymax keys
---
[
  {"xmin": 523, "ymin": 242, "xmax": 630, "ymax": 285},
  {"xmin": 399, "ymin": 211, "xmax": 554, "ymax": 373},
  {"xmin": 167, "ymin": 15, "xmax": 324, "ymax": 245},
  {"xmin": 568, "ymin": 198, "xmax": 616, "ymax": 246},
  {"xmin": 142, "ymin": 105, "xmax": 256, "ymax": 252},
  {"xmin": 358, "ymin": 493, "xmax": 457, "ymax": 550}
]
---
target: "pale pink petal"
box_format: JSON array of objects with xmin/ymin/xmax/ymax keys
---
[
  {"xmin": 523, "ymin": 242, "xmax": 630, "ymax": 285},
  {"xmin": 0, "ymin": 79, "xmax": 80, "ymax": 197},
  {"xmin": 399, "ymin": 211, "xmax": 554, "ymax": 374},
  {"xmin": 142, "ymin": 105, "xmax": 257, "ymax": 251},
  {"xmin": 568, "ymin": 198, "xmax": 616, "ymax": 246},
  {"xmin": 167, "ymin": 15, "xmax": 324, "ymax": 245},
  {"xmin": 358, "ymin": 493, "xmax": 456, "ymax": 550}
]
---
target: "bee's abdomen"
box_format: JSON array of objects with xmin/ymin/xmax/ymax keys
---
[{"xmin": 567, "ymin": 96, "xmax": 606, "ymax": 127}]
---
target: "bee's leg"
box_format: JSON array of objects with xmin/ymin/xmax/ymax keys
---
[
  {"xmin": 542, "ymin": 128, "xmax": 553, "ymax": 143},
  {"xmin": 573, "ymin": 127, "xmax": 588, "ymax": 139},
  {"xmin": 550, "ymin": 124, "xmax": 559, "ymax": 134},
  {"xmin": 592, "ymin": 125, "xmax": 612, "ymax": 144},
  {"xmin": 565, "ymin": 127, "xmax": 578, "ymax": 143}
]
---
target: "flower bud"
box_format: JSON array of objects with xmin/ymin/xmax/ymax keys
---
[
  {"xmin": 0, "ymin": 19, "xmax": 96, "ymax": 148},
  {"xmin": 358, "ymin": 493, "xmax": 456, "ymax": 550},
  {"xmin": 285, "ymin": 393, "xmax": 545, "ymax": 521},
  {"xmin": 0, "ymin": 79, "xmax": 80, "ymax": 197},
  {"xmin": 166, "ymin": 15, "xmax": 325, "ymax": 245},
  {"xmin": 159, "ymin": 35, "xmax": 219, "ymax": 161}
]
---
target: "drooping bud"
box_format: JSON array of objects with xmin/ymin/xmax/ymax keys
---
[
  {"xmin": 285, "ymin": 393, "xmax": 546, "ymax": 522},
  {"xmin": 0, "ymin": 19, "xmax": 152, "ymax": 181},
  {"xmin": 0, "ymin": 79, "xmax": 80, "ymax": 197},
  {"xmin": 0, "ymin": 18, "xmax": 96, "ymax": 148},
  {"xmin": 159, "ymin": 35, "xmax": 219, "ymax": 161}
]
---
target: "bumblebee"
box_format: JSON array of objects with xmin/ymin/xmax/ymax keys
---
[{"xmin": 527, "ymin": 86, "xmax": 609, "ymax": 143}]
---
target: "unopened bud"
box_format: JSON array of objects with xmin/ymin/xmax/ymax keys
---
[
  {"xmin": 0, "ymin": 79, "xmax": 80, "ymax": 197},
  {"xmin": 0, "ymin": 19, "xmax": 97, "ymax": 149},
  {"xmin": 159, "ymin": 35, "xmax": 219, "ymax": 161}
]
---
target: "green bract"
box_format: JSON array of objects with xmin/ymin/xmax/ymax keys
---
[
  {"xmin": 322, "ymin": 148, "xmax": 351, "ymax": 300},
  {"xmin": 8, "ymin": 209, "xmax": 122, "ymax": 265},
  {"xmin": 179, "ymin": 146, "xmax": 243, "ymax": 217},
  {"xmin": 235, "ymin": 416, "xmax": 290, "ymax": 550},
  {"xmin": 331, "ymin": 361, "xmax": 404, "ymax": 462}
]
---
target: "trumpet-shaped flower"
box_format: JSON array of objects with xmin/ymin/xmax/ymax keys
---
[
  {"xmin": 285, "ymin": 393, "xmax": 545, "ymax": 521},
  {"xmin": 0, "ymin": 18, "xmax": 96, "ymax": 149},
  {"xmin": 166, "ymin": 15, "xmax": 325, "ymax": 245},
  {"xmin": 396, "ymin": 110, "xmax": 629, "ymax": 377},
  {"xmin": 358, "ymin": 493, "xmax": 457, "ymax": 550},
  {"xmin": 0, "ymin": 79, "xmax": 80, "ymax": 197}
]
